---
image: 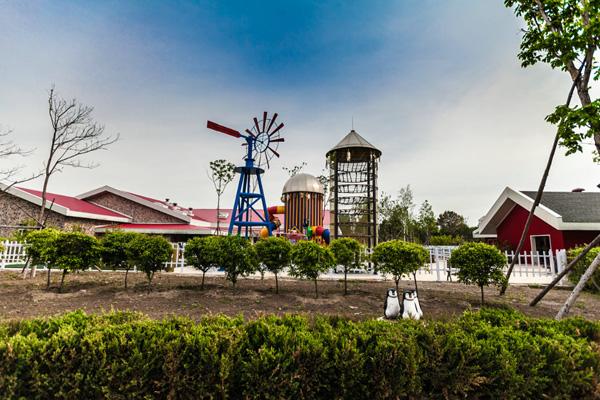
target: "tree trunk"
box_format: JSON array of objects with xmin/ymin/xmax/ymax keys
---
[
  {"xmin": 556, "ymin": 253, "xmax": 600, "ymax": 320},
  {"xmin": 395, "ymin": 278, "xmax": 399, "ymax": 294},
  {"xmin": 46, "ymin": 263, "xmax": 51, "ymax": 289},
  {"xmin": 480, "ymin": 286, "xmax": 485, "ymax": 306},
  {"xmin": 216, "ymin": 195, "xmax": 221, "ymax": 234},
  {"xmin": 147, "ymin": 271, "xmax": 154, "ymax": 293},
  {"xmin": 275, "ymin": 273, "xmax": 279, "ymax": 294},
  {"xmin": 59, "ymin": 269, "xmax": 67, "ymax": 293},
  {"xmin": 201, "ymin": 270, "xmax": 206, "ymax": 290},
  {"xmin": 21, "ymin": 256, "xmax": 30, "ymax": 278},
  {"xmin": 530, "ymin": 233, "xmax": 600, "ymax": 306},
  {"xmin": 501, "ymin": 62, "xmax": 584, "ymax": 295},
  {"xmin": 344, "ymin": 270, "xmax": 348, "ymax": 295},
  {"xmin": 413, "ymin": 272, "xmax": 419, "ymax": 295},
  {"xmin": 124, "ymin": 267, "xmax": 129, "ymax": 289},
  {"xmin": 314, "ymin": 278, "xmax": 318, "ymax": 299}
]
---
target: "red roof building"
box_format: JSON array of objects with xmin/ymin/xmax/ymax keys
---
[{"xmin": 474, "ymin": 187, "xmax": 600, "ymax": 252}]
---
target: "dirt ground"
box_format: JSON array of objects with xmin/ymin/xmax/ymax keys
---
[{"xmin": 0, "ymin": 270, "xmax": 598, "ymax": 322}]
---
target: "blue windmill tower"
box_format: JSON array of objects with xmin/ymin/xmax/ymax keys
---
[{"xmin": 206, "ymin": 112, "xmax": 285, "ymax": 237}]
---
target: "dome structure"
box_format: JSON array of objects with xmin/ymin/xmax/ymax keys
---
[{"xmin": 282, "ymin": 173, "xmax": 324, "ymax": 195}]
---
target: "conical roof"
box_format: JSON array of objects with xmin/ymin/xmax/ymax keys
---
[{"xmin": 326, "ymin": 130, "xmax": 381, "ymax": 157}]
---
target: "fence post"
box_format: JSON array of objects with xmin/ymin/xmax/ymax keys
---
[
  {"xmin": 0, "ymin": 241, "xmax": 6, "ymax": 269},
  {"xmin": 435, "ymin": 247, "xmax": 441, "ymax": 282}
]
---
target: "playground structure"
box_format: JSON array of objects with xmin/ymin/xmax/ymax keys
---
[
  {"xmin": 260, "ymin": 173, "xmax": 331, "ymax": 244},
  {"xmin": 327, "ymin": 130, "xmax": 381, "ymax": 251},
  {"xmin": 206, "ymin": 113, "xmax": 284, "ymax": 238}
]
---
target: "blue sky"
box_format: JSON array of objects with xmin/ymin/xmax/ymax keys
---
[{"xmin": 0, "ymin": 1, "xmax": 598, "ymax": 224}]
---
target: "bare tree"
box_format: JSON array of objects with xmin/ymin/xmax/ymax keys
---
[
  {"xmin": 38, "ymin": 87, "xmax": 118, "ymax": 225},
  {"xmin": 208, "ymin": 159, "xmax": 235, "ymax": 234},
  {"xmin": 0, "ymin": 128, "xmax": 38, "ymax": 191}
]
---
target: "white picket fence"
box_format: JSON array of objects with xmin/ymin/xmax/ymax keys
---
[{"xmin": 1, "ymin": 241, "xmax": 569, "ymax": 284}]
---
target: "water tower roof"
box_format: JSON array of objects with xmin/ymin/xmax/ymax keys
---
[
  {"xmin": 282, "ymin": 173, "xmax": 324, "ymax": 194},
  {"xmin": 327, "ymin": 130, "xmax": 381, "ymax": 157}
]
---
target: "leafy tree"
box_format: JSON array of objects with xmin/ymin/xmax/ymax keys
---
[
  {"xmin": 505, "ymin": 0, "xmax": 600, "ymax": 159},
  {"xmin": 372, "ymin": 240, "xmax": 428, "ymax": 293},
  {"xmin": 566, "ymin": 246, "xmax": 600, "ymax": 292},
  {"xmin": 217, "ymin": 235, "xmax": 258, "ymax": 289},
  {"xmin": 378, "ymin": 186, "xmax": 418, "ymax": 242},
  {"xmin": 429, "ymin": 235, "xmax": 464, "ymax": 246},
  {"xmin": 290, "ymin": 241, "xmax": 335, "ymax": 298},
  {"xmin": 450, "ymin": 242, "xmax": 507, "ymax": 305},
  {"xmin": 415, "ymin": 200, "xmax": 438, "ymax": 244},
  {"xmin": 127, "ymin": 235, "xmax": 173, "ymax": 292},
  {"xmin": 53, "ymin": 232, "xmax": 101, "ymax": 292},
  {"xmin": 437, "ymin": 210, "xmax": 471, "ymax": 240},
  {"xmin": 208, "ymin": 159, "xmax": 235, "ymax": 233},
  {"xmin": 185, "ymin": 236, "xmax": 222, "ymax": 290},
  {"xmin": 254, "ymin": 236, "xmax": 292, "ymax": 294},
  {"xmin": 99, "ymin": 231, "xmax": 140, "ymax": 289},
  {"xmin": 25, "ymin": 228, "xmax": 60, "ymax": 289},
  {"xmin": 329, "ymin": 237, "xmax": 363, "ymax": 295}
]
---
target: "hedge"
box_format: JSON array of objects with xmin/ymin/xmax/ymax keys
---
[
  {"xmin": 0, "ymin": 308, "xmax": 599, "ymax": 399},
  {"xmin": 568, "ymin": 246, "xmax": 600, "ymax": 293}
]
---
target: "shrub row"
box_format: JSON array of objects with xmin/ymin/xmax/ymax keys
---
[{"xmin": 1, "ymin": 308, "xmax": 599, "ymax": 399}]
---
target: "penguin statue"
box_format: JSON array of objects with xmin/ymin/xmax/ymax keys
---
[
  {"xmin": 401, "ymin": 289, "xmax": 423, "ymax": 320},
  {"xmin": 383, "ymin": 288, "xmax": 401, "ymax": 319}
]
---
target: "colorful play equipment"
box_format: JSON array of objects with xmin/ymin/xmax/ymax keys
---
[
  {"xmin": 259, "ymin": 173, "xmax": 331, "ymax": 245},
  {"xmin": 207, "ymin": 112, "xmax": 285, "ymax": 238}
]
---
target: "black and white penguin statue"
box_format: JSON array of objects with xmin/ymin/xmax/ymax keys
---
[
  {"xmin": 401, "ymin": 289, "xmax": 423, "ymax": 320},
  {"xmin": 383, "ymin": 288, "xmax": 401, "ymax": 319}
]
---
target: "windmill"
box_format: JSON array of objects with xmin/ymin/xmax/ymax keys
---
[{"xmin": 207, "ymin": 112, "xmax": 284, "ymax": 238}]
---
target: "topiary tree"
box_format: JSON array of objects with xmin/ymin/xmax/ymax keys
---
[
  {"xmin": 25, "ymin": 228, "xmax": 61, "ymax": 289},
  {"xmin": 255, "ymin": 236, "xmax": 292, "ymax": 294},
  {"xmin": 450, "ymin": 242, "xmax": 507, "ymax": 305},
  {"xmin": 290, "ymin": 241, "xmax": 334, "ymax": 298},
  {"xmin": 100, "ymin": 231, "xmax": 141, "ymax": 289},
  {"xmin": 567, "ymin": 246, "xmax": 600, "ymax": 292},
  {"xmin": 372, "ymin": 240, "xmax": 428, "ymax": 293},
  {"xmin": 216, "ymin": 235, "xmax": 258, "ymax": 290},
  {"xmin": 329, "ymin": 237, "xmax": 363, "ymax": 295},
  {"xmin": 185, "ymin": 236, "xmax": 222, "ymax": 290},
  {"xmin": 53, "ymin": 231, "xmax": 101, "ymax": 292},
  {"xmin": 127, "ymin": 234, "xmax": 173, "ymax": 292}
]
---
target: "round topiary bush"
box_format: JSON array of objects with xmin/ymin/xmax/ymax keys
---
[{"xmin": 567, "ymin": 246, "xmax": 600, "ymax": 292}]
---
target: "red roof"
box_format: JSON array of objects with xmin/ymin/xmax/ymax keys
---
[
  {"xmin": 192, "ymin": 208, "xmax": 331, "ymax": 227},
  {"xmin": 17, "ymin": 187, "xmax": 129, "ymax": 219}
]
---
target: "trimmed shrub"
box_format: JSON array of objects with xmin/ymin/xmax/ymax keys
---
[
  {"xmin": 567, "ymin": 246, "xmax": 600, "ymax": 292},
  {"xmin": 185, "ymin": 236, "xmax": 222, "ymax": 290},
  {"xmin": 53, "ymin": 231, "xmax": 101, "ymax": 292},
  {"xmin": 99, "ymin": 230, "xmax": 141, "ymax": 289},
  {"xmin": 255, "ymin": 236, "xmax": 292, "ymax": 294},
  {"xmin": 217, "ymin": 235, "xmax": 258, "ymax": 289},
  {"xmin": 330, "ymin": 237, "xmax": 363, "ymax": 295},
  {"xmin": 372, "ymin": 240, "xmax": 428, "ymax": 292},
  {"xmin": 127, "ymin": 234, "xmax": 173, "ymax": 291},
  {"xmin": 0, "ymin": 309, "xmax": 599, "ymax": 399},
  {"xmin": 290, "ymin": 241, "xmax": 335, "ymax": 298}
]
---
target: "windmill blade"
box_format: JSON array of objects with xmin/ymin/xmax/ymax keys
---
[
  {"xmin": 253, "ymin": 117, "xmax": 261, "ymax": 134},
  {"xmin": 268, "ymin": 146, "xmax": 280, "ymax": 158},
  {"xmin": 270, "ymin": 137, "xmax": 285, "ymax": 143},
  {"xmin": 269, "ymin": 123, "xmax": 284, "ymax": 137},
  {"xmin": 266, "ymin": 113, "xmax": 278, "ymax": 133},
  {"xmin": 245, "ymin": 129, "xmax": 256, "ymax": 138},
  {"xmin": 262, "ymin": 111, "xmax": 267, "ymax": 132},
  {"xmin": 207, "ymin": 121, "xmax": 241, "ymax": 138}
]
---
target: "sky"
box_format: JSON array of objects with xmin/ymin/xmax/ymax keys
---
[{"xmin": 0, "ymin": 0, "xmax": 598, "ymax": 225}]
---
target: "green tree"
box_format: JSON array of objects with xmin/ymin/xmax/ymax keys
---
[
  {"xmin": 566, "ymin": 246, "xmax": 600, "ymax": 292},
  {"xmin": 329, "ymin": 237, "xmax": 363, "ymax": 295},
  {"xmin": 415, "ymin": 200, "xmax": 438, "ymax": 244},
  {"xmin": 290, "ymin": 241, "xmax": 335, "ymax": 298},
  {"xmin": 255, "ymin": 236, "xmax": 292, "ymax": 294},
  {"xmin": 450, "ymin": 242, "xmax": 507, "ymax": 305},
  {"xmin": 208, "ymin": 159, "xmax": 236, "ymax": 233},
  {"xmin": 53, "ymin": 231, "xmax": 101, "ymax": 292},
  {"xmin": 505, "ymin": 0, "xmax": 600, "ymax": 159},
  {"xmin": 25, "ymin": 228, "xmax": 60, "ymax": 289},
  {"xmin": 372, "ymin": 240, "xmax": 428, "ymax": 293},
  {"xmin": 127, "ymin": 235, "xmax": 173, "ymax": 292},
  {"xmin": 185, "ymin": 236, "xmax": 222, "ymax": 290},
  {"xmin": 378, "ymin": 186, "xmax": 418, "ymax": 242},
  {"xmin": 99, "ymin": 231, "xmax": 140, "ymax": 289},
  {"xmin": 437, "ymin": 210, "xmax": 471, "ymax": 240},
  {"xmin": 217, "ymin": 236, "xmax": 258, "ymax": 290}
]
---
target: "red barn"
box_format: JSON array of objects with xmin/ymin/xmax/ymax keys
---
[{"xmin": 473, "ymin": 187, "xmax": 600, "ymax": 252}]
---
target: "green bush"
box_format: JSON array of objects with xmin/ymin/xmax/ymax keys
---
[
  {"xmin": 567, "ymin": 246, "xmax": 600, "ymax": 292},
  {"xmin": 290, "ymin": 241, "xmax": 335, "ymax": 298},
  {"xmin": 99, "ymin": 230, "xmax": 141, "ymax": 289},
  {"xmin": 0, "ymin": 308, "xmax": 599, "ymax": 399},
  {"xmin": 255, "ymin": 236, "xmax": 293, "ymax": 294},
  {"xmin": 185, "ymin": 236, "xmax": 222, "ymax": 290},
  {"xmin": 127, "ymin": 234, "xmax": 173, "ymax": 291},
  {"xmin": 372, "ymin": 240, "xmax": 428, "ymax": 292},
  {"xmin": 217, "ymin": 235, "xmax": 258, "ymax": 289},
  {"xmin": 53, "ymin": 231, "xmax": 101, "ymax": 292}
]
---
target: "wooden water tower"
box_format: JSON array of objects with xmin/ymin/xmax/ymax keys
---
[{"xmin": 326, "ymin": 130, "xmax": 381, "ymax": 250}]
